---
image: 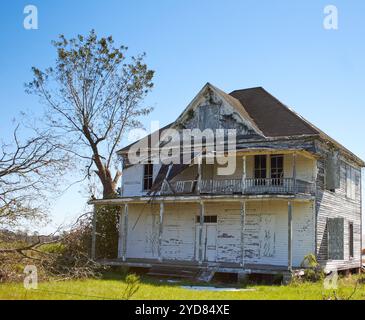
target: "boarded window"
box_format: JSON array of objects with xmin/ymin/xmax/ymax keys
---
[
  {"xmin": 327, "ymin": 218, "xmax": 344, "ymax": 260},
  {"xmin": 325, "ymin": 152, "xmax": 340, "ymax": 191},
  {"xmin": 196, "ymin": 215, "xmax": 217, "ymax": 223},
  {"xmin": 349, "ymin": 222, "xmax": 354, "ymax": 259},
  {"xmin": 143, "ymin": 162, "xmax": 154, "ymax": 191},
  {"xmin": 346, "ymin": 165, "xmax": 358, "ymax": 200}
]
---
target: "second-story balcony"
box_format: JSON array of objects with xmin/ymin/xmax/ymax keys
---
[{"xmin": 160, "ymin": 177, "xmax": 315, "ymax": 196}]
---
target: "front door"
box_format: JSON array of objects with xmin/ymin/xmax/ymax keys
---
[{"xmin": 195, "ymin": 216, "xmax": 217, "ymax": 262}]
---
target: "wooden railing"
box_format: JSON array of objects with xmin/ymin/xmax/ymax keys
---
[{"xmin": 160, "ymin": 178, "xmax": 315, "ymax": 196}]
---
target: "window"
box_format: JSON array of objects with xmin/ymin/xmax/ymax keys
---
[
  {"xmin": 254, "ymin": 155, "xmax": 267, "ymax": 185},
  {"xmin": 270, "ymin": 155, "xmax": 284, "ymax": 185},
  {"xmin": 327, "ymin": 218, "xmax": 344, "ymax": 260},
  {"xmin": 143, "ymin": 162, "xmax": 153, "ymax": 191},
  {"xmin": 196, "ymin": 215, "xmax": 217, "ymax": 223},
  {"xmin": 349, "ymin": 222, "xmax": 354, "ymax": 259}
]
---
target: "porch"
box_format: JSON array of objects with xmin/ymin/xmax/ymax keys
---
[
  {"xmin": 98, "ymin": 257, "xmax": 292, "ymax": 276},
  {"xmin": 158, "ymin": 151, "xmax": 316, "ymax": 197},
  {"xmin": 91, "ymin": 197, "xmax": 316, "ymax": 277},
  {"xmin": 160, "ymin": 177, "xmax": 315, "ymax": 195}
]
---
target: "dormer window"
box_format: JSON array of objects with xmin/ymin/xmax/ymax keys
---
[{"xmin": 143, "ymin": 162, "xmax": 153, "ymax": 191}]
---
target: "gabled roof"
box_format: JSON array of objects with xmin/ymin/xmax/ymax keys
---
[
  {"xmin": 229, "ymin": 87, "xmax": 318, "ymax": 137},
  {"xmin": 117, "ymin": 83, "xmax": 364, "ymax": 166}
]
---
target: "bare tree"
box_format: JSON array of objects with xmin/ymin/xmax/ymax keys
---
[
  {"xmin": 0, "ymin": 125, "xmax": 68, "ymax": 226},
  {"xmin": 26, "ymin": 30, "xmax": 154, "ymax": 198}
]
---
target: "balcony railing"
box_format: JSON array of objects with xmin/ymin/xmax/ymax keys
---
[{"xmin": 160, "ymin": 178, "xmax": 315, "ymax": 196}]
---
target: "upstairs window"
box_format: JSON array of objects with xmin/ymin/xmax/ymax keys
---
[
  {"xmin": 254, "ymin": 155, "xmax": 267, "ymax": 184},
  {"xmin": 270, "ymin": 155, "xmax": 284, "ymax": 185},
  {"xmin": 346, "ymin": 164, "xmax": 359, "ymax": 200},
  {"xmin": 143, "ymin": 162, "xmax": 154, "ymax": 191}
]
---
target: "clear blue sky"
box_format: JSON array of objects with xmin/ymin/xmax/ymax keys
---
[{"xmin": 0, "ymin": 1, "xmax": 364, "ymax": 233}]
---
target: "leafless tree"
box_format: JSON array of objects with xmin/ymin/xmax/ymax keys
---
[
  {"xmin": 26, "ymin": 30, "xmax": 154, "ymax": 198},
  {"xmin": 0, "ymin": 125, "xmax": 68, "ymax": 226}
]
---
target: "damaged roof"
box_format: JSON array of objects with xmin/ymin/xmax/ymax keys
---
[{"xmin": 117, "ymin": 84, "xmax": 364, "ymax": 166}]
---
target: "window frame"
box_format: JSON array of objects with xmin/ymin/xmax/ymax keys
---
[
  {"xmin": 143, "ymin": 162, "xmax": 154, "ymax": 191},
  {"xmin": 349, "ymin": 221, "xmax": 354, "ymax": 259},
  {"xmin": 270, "ymin": 154, "xmax": 284, "ymax": 185}
]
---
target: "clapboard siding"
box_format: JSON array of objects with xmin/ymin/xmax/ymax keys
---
[
  {"xmin": 316, "ymin": 155, "xmax": 362, "ymax": 270},
  {"xmin": 124, "ymin": 200, "xmax": 314, "ymax": 267}
]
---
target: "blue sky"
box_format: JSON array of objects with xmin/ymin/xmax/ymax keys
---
[{"xmin": 0, "ymin": 1, "xmax": 364, "ymax": 233}]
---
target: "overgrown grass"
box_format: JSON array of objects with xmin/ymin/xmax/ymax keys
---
[{"xmin": 1, "ymin": 273, "xmax": 365, "ymax": 300}]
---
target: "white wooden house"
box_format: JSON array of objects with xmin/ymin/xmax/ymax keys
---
[{"xmin": 91, "ymin": 83, "xmax": 364, "ymax": 280}]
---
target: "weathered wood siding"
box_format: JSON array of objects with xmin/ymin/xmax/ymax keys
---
[
  {"xmin": 122, "ymin": 200, "xmax": 314, "ymax": 267},
  {"xmin": 316, "ymin": 152, "xmax": 362, "ymax": 270}
]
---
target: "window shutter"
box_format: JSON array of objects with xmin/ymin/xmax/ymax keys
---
[
  {"xmin": 327, "ymin": 217, "xmax": 344, "ymax": 260},
  {"xmin": 325, "ymin": 152, "xmax": 340, "ymax": 190}
]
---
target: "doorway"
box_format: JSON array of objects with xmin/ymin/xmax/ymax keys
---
[{"xmin": 195, "ymin": 215, "xmax": 217, "ymax": 262}]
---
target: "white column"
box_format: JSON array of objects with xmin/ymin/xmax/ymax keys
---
[
  {"xmin": 197, "ymin": 156, "xmax": 202, "ymax": 194},
  {"xmin": 288, "ymin": 201, "xmax": 293, "ymax": 270},
  {"xmin": 241, "ymin": 156, "xmax": 247, "ymax": 194},
  {"xmin": 198, "ymin": 201, "xmax": 205, "ymax": 264},
  {"xmin": 292, "ymin": 153, "xmax": 297, "ymax": 193},
  {"xmin": 158, "ymin": 202, "xmax": 164, "ymax": 261},
  {"xmin": 91, "ymin": 205, "xmax": 97, "ymax": 260},
  {"xmin": 122, "ymin": 203, "xmax": 128, "ymax": 262},
  {"xmin": 240, "ymin": 200, "xmax": 246, "ymax": 267},
  {"xmin": 118, "ymin": 206, "xmax": 124, "ymax": 258}
]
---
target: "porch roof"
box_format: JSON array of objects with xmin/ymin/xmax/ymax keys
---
[{"xmin": 89, "ymin": 193, "xmax": 314, "ymax": 205}]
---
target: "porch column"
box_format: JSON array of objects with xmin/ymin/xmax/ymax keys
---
[
  {"xmin": 158, "ymin": 202, "xmax": 164, "ymax": 261},
  {"xmin": 241, "ymin": 156, "xmax": 246, "ymax": 194},
  {"xmin": 197, "ymin": 156, "xmax": 202, "ymax": 194},
  {"xmin": 198, "ymin": 200, "xmax": 205, "ymax": 264},
  {"xmin": 91, "ymin": 205, "xmax": 97, "ymax": 260},
  {"xmin": 240, "ymin": 200, "xmax": 246, "ymax": 267},
  {"xmin": 118, "ymin": 205, "xmax": 124, "ymax": 258},
  {"xmin": 292, "ymin": 153, "xmax": 297, "ymax": 193},
  {"xmin": 288, "ymin": 201, "xmax": 293, "ymax": 270},
  {"xmin": 122, "ymin": 203, "xmax": 128, "ymax": 262}
]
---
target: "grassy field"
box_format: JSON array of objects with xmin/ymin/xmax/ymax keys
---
[{"xmin": 1, "ymin": 273, "xmax": 365, "ymax": 300}]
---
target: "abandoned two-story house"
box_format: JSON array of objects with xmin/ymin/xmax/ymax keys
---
[{"xmin": 91, "ymin": 83, "xmax": 364, "ymax": 281}]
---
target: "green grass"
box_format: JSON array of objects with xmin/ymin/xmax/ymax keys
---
[{"xmin": 1, "ymin": 274, "xmax": 364, "ymax": 300}]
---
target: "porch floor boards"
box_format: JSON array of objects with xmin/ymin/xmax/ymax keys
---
[{"xmin": 98, "ymin": 258, "xmax": 291, "ymax": 275}]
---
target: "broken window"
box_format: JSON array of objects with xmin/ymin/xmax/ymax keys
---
[
  {"xmin": 270, "ymin": 154, "xmax": 284, "ymax": 185},
  {"xmin": 327, "ymin": 217, "xmax": 344, "ymax": 260},
  {"xmin": 143, "ymin": 161, "xmax": 154, "ymax": 191},
  {"xmin": 349, "ymin": 222, "xmax": 354, "ymax": 259},
  {"xmin": 254, "ymin": 155, "xmax": 267, "ymax": 185}
]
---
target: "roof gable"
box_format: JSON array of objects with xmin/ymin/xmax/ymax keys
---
[{"xmin": 174, "ymin": 83, "xmax": 264, "ymax": 137}]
